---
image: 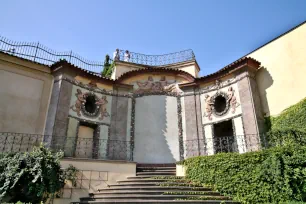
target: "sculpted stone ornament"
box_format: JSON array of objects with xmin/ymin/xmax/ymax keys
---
[
  {"xmin": 70, "ymin": 88, "xmax": 110, "ymax": 120},
  {"xmin": 88, "ymin": 81, "xmax": 98, "ymax": 88},
  {"xmin": 96, "ymin": 95, "xmax": 110, "ymax": 120},
  {"xmin": 70, "ymin": 89, "xmax": 86, "ymax": 116},
  {"xmin": 204, "ymin": 94, "xmax": 213, "ymax": 120},
  {"xmin": 163, "ymin": 83, "xmax": 183, "ymax": 95},
  {"xmin": 215, "ymin": 79, "xmax": 222, "ymax": 91},
  {"xmin": 227, "ymin": 87, "xmax": 240, "ymax": 113},
  {"xmin": 134, "ymin": 76, "xmax": 155, "ymax": 94},
  {"xmin": 134, "ymin": 76, "xmax": 181, "ymax": 94}
]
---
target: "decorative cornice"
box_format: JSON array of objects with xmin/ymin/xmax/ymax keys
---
[
  {"xmin": 60, "ymin": 65, "xmax": 254, "ymax": 99},
  {"xmin": 202, "ymin": 114, "xmax": 242, "ymax": 126},
  {"xmin": 116, "ymin": 68, "xmax": 195, "ymax": 83},
  {"xmin": 68, "ymin": 115, "xmax": 110, "ymax": 126},
  {"xmin": 196, "ymin": 57, "xmax": 260, "ymax": 83}
]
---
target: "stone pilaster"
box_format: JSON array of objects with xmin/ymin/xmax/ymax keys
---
[{"xmin": 237, "ymin": 68, "xmax": 264, "ymax": 151}]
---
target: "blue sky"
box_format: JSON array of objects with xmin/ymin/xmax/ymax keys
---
[{"xmin": 1, "ymin": 0, "xmax": 306, "ymax": 76}]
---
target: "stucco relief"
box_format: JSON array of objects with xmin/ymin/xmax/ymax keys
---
[
  {"xmin": 70, "ymin": 88, "xmax": 110, "ymax": 121},
  {"xmin": 201, "ymin": 83, "xmax": 241, "ymax": 124},
  {"xmin": 70, "ymin": 89, "xmax": 86, "ymax": 116},
  {"xmin": 204, "ymin": 95, "xmax": 213, "ymax": 120},
  {"xmin": 227, "ymin": 87, "xmax": 240, "ymax": 113},
  {"xmin": 134, "ymin": 76, "xmax": 182, "ymax": 94},
  {"xmin": 95, "ymin": 95, "xmax": 110, "ymax": 120}
]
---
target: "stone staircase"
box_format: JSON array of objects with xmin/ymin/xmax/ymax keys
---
[{"xmin": 75, "ymin": 164, "xmax": 238, "ymax": 204}]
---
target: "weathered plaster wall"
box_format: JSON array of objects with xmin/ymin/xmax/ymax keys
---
[
  {"xmin": 0, "ymin": 57, "xmax": 53, "ymax": 134},
  {"xmin": 248, "ymin": 22, "xmax": 306, "ymax": 116},
  {"xmin": 134, "ymin": 95, "xmax": 180, "ymax": 163},
  {"xmin": 109, "ymin": 95, "xmax": 128, "ymax": 141}
]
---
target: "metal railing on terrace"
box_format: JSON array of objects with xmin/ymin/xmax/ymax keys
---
[
  {"xmin": 116, "ymin": 49, "xmax": 195, "ymax": 66},
  {"xmin": 1, "ymin": 132, "xmax": 274, "ymax": 161},
  {"xmin": 0, "ymin": 36, "xmax": 195, "ymax": 73},
  {"xmin": 183, "ymin": 134, "xmax": 268, "ymax": 158},
  {"xmin": 0, "ymin": 132, "xmax": 132, "ymax": 161}
]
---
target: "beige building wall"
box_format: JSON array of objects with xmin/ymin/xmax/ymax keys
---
[
  {"xmin": 249, "ymin": 22, "xmax": 306, "ymax": 116},
  {"xmin": 0, "ymin": 54, "xmax": 53, "ymax": 134}
]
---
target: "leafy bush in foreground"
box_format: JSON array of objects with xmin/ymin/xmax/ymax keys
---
[
  {"xmin": 0, "ymin": 146, "xmax": 78, "ymax": 203},
  {"xmin": 180, "ymin": 145, "xmax": 306, "ymax": 204}
]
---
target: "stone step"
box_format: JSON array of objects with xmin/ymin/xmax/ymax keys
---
[
  {"xmin": 117, "ymin": 179, "xmax": 185, "ymax": 183},
  {"xmin": 92, "ymin": 190, "xmax": 220, "ymax": 196},
  {"xmin": 81, "ymin": 195, "xmax": 231, "ymax": 201},
  {"xmin": 109, "ymin": 182, "xmax": 203, "ymax": 187},
  {"xmin": 98, "ymin": 186, "xmax": 212, "ymax": 192},
  {"xmin": 136, "ymin": 172, "xmax": 176, "ymax": 176},
  {"xmin": 74, "ymin": 199, "xmax": 239, "ymax": 204},
  {"xmin": 127, "ymin": 176, "xmax": 183, "ymax": 179},
  {"xmin": 137, "ymin": 163, "xmax": 176, "ymax": 168},
  {"xmin": 137, "ymin": 167, "xmax": 176, "ymax": 170},
  {"xmin": 137, "ymin": 169, "xmax": 176, "ymax": 172}
]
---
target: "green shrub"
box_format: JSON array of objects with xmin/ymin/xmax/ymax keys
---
[
  {"xmin": 265, "ymin": 98, "xmax": 306, "ymax": 145},
  {"xmin": 0, "ymin": 146, "xmax": 78, "ymax": 203},
  {"xmin": 181, "ymin": 145, "xmax": 306, "ymax": 204},
  {"xmin": 267, "ymin": 128, "xmax": 306, "ymax": 147}
]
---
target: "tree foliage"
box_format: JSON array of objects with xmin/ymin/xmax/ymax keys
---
[
  {"xmin": 180, "ymin": 145, "xmax": 306, "ymax": 204},
  {"xmin": 0, "ymin": 146, "xmax": 78, "ymax": 203},
  {"xmin": 102, "ymin": 54, "xmax": 115, "ymax": 78}
]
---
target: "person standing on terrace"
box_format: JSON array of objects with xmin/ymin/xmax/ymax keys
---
[
  {"xmin": 113, "ymin": 48, "xmax": 120, "ymax": 61},
  {"xmin": 124, "ymin": 50, "xmax": 130, "ymax": 62}
]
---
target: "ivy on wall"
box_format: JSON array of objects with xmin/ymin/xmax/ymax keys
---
[
  {"xmin": 265, "ymin": 98, "xmax": 306, "ymax": 146},
  {"xmin": 179, "ymin": 144, "xmax": 306, "ymax": 203}
]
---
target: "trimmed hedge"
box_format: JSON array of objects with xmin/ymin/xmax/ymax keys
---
[{"xmin": 180, "ymin": 145, "xmax": 306, "ymax": 204}]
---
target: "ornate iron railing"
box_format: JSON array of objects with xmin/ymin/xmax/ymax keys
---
[
  {"xmin": 0, "ymin": 36, "xmax": 108, "ymax": 73},
  {"xmin": 0, "ymin": 132, "xmax": 132, "ymax": 161},
  {"xmin": 0, "ymin": 132, "xmax": 271, "ymax": 161},
  {"xmin": 0, "ymin": 36, "xmax": 195, "ymax": 73},
  {"xmin": 183, "ymin": 134, "xmax": 267, "ymax": 158},
  {"xmin": 116, "ymin": 49, "xmax": 195, "ymax": 66}
]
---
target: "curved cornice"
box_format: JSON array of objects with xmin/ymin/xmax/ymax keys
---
[
  {"xmin": 116, "ymin": 68, "xmax": 195, "ymax": 83},
  {"xmin": 196, "ymin": 57, "xmax": 260, "ymax": 83}
]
